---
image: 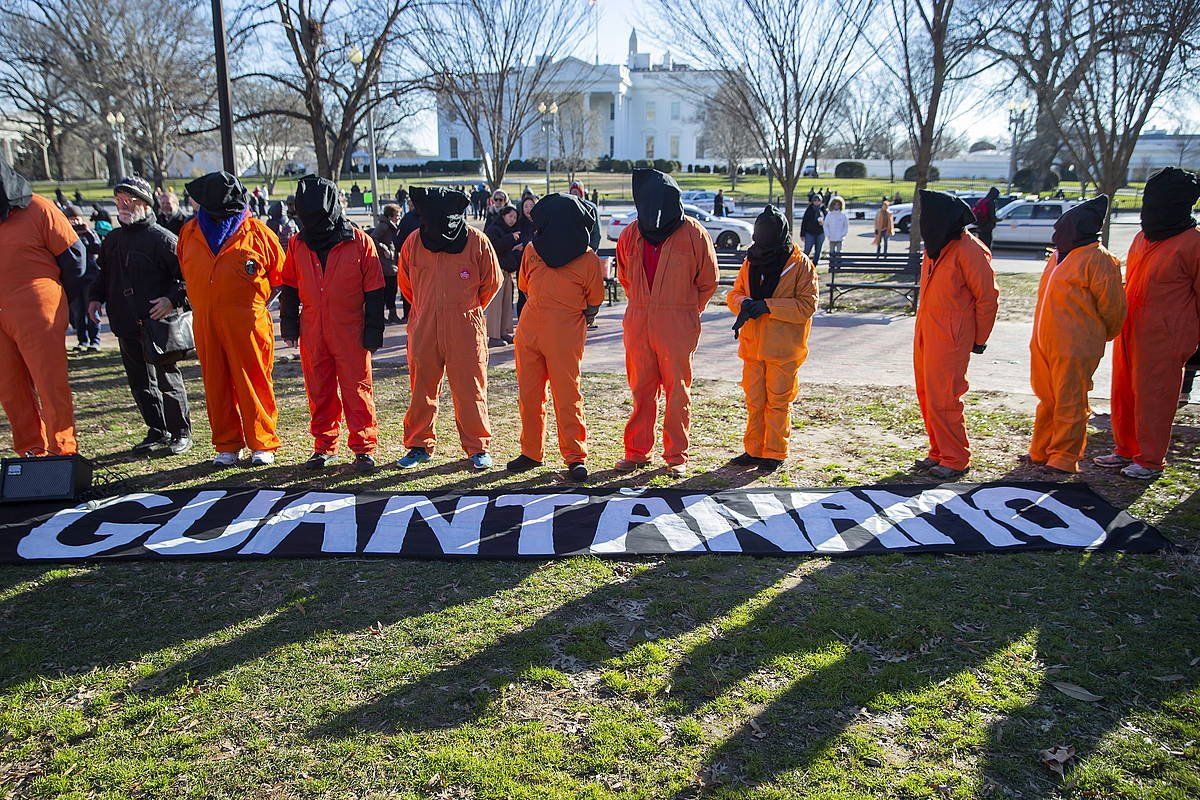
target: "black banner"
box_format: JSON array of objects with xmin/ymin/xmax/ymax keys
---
[{"xmin": 0, "ymin": 482, "xmax": 1167, "ymax": 563}]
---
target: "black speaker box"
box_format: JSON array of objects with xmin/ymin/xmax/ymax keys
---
[{"xmin": 0, "ymin": 455, "xmax": 93, "ymax": 504}]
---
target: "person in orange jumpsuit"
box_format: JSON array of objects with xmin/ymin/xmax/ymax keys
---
[
  {"xmin": 505, "ymin": 193, "xmax": 605, "ymax": 481},
  {"xmin": 177, "ymin": 172, "xmax": 285, "ymax": 467},
  {"xmin": 396, "ymin": 186, "xmax": 501, "ymax": 471},
  {"xmin": 1096, "ymin": 166, "xmax": 1200, "ymax": 480},
  {"xmin": 725, "ymin": 206, "xmax": 819, "ymax": 472},
  {"xmin": 280, "ymin": 175, "xmax": 386, "ymax": 474},
  {"xmin": 912, "ymin": 189, "xmax": 999, "ymax": 480},
  {"xmin": 1028, "ymin": 195, "xmax": 1126, "ymax": 474},
  {"xmin": 616, "ymin": 169, "xmax": 719, "ymax": 478},
  {"xmin": 0, "ymin": 158, "xmax": 85, "ymax": 457}
]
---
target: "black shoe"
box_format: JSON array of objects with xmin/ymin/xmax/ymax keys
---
[
  {"xmin": 729, "ymin": 452, "xmax": 759, "ymax": 467},
  {"xmin": 488, "ymin": 337, "xmax": 505, "ymax": 348},
  {"xmin": 305, "ymin": 453, "xmax": 332, "ymax": 470},
  {"xmin": 756, "ymin": 458, "xmax": 784, "ymax": 472},
  {"xmin": 167, "ymin": 435, "xmax": 193, "ymax": 456},
  {"xmin": 911, "ymin": 457, "xmax": 938, "ymax": 473},
  {"xmin": 501, "ymin": 335, "xmax": 514, "ymax": 345},
  {"xmin": 132, "ymin": 433, "xmax": 168, "ymax": 454},
  {"xmin": 353, "ymin": 454, "xmax": 376, "ymax": 474},
  {"xmin": 567, "ymin": 462, "xmax": 588, "ymax": 481},
  {"xmin": 386, "ymin": 314, "xmax": 402, "ymax": 325},
  {"xmin": 507, "ymin": 454, "xmax": 542, "ymax": 472}
]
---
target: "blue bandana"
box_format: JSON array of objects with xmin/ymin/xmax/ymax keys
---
[{"xmin": 196, "ymin": 207, "xmax": 248, "ymax": 255}]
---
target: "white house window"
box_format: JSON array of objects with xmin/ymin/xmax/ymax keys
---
[
  {"xmin": 695, "ymin": 136, "xmax": 706, "ymax": 159},
  {"xmin": 449, "ymin": 137, "xmax": 459, "ymax": 159},
  {"xmin": 645, "ymin": 102, "xmax": 655, "ymax": 122},
  {"xmin": 609, "ymin": 135, "xmax": 614, "ymax": 156},
  {"xmin": 670, "ymin": 101, "xmax": 681, "ymax": 121},
  {"xmin": 609, "ymin": 101, "xmax": 615, "ymax": 121},
  {"xmin": 645, "ymin": 135, "xmax": 655, "ymax": 159},
  {"xmin": 669, "ymin": 135, "xmax": 680, "ymax": 159}
]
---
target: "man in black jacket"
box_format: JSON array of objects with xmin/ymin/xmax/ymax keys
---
[
  {"xmin": 89, "ymin": 176, "xmax": 192, "ymax": 455},
  {"xmin": 155, "ymin": 190, "xmax": 187, "ymax": 235}
]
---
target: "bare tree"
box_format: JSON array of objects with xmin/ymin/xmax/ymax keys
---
[
  {"xmin": 236, "ymin": 79, "xmax": 311, "ymax": 194},
  {"xmin": 648, "ymin": 0, "xmax": 873, "ymax": 223},
  {"xmin": 833, "ymin": 73, "xmax": 898, "ymax": 160},
  {"xmin": 551, "ymin": 94, "xmax": 603, "ymax": 186},
  {"xmin": 701, "ymin": 83, "xmax": 754, "ymax": 190},
  {"xmin": 409, "ymin": 0, "xmax": 594, "ymax": 190}
]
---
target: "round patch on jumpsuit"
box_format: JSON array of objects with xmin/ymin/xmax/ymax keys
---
[
  {"xmin": 245, "ymin": 260, "xmax": 258, "ymax": 275},
  {"xmin": 459, "ymin": 270, "xmax": 470, "ymax": 280}
]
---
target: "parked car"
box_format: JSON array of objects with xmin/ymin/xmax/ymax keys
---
[
  {"xmin": 607, "ymin": 204, "xmax": 755, "ymax": 249},
  {"xmin": 890, "ymin": 192, "xmax": 1021, "ymax": 233},
  {"xmin": 802, "ymin": 164, "xmax": 819, "ymax": 178},
  {"xmin": 680, "ymin": 189, "xmax": 737, "ymax": 215},
  {"xmin": 990, "ymin": 199, "xmax": 1081, "ymax": 246}
]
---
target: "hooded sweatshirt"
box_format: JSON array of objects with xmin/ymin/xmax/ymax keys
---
[
  {"xmin": 409, "ymin": 186, "xmax": 469, "ymax": 254},
  {"xmin": 824, "ymin": 196, "xmax": 849, "ymax": 242},
  {"xmin": 1141, "ymin": 166, "xmax": 1200, "ymax": 242},
  {"xmin": 746, "ymin": 205, "xmax": 792, "ymax": 300},
  {"xmin": 632, "ymin": 168, "xmax": 684, "ymax": 245},
  {"xmin": 1052, "ymin": 195, "xmax": 1109, "ymax": 261},
  {"xmin": 294, "ymin": 174, "xmax": 354, "ymax": 267},
  {"xmin": 531, "ymin": 193, "xmax": 595, "ymax": 268},
  {"xmin": 0, "ymin": 157, "xmax": 33, "ymax": 221},
  {"xmin": 919, "ymin": 189, "xmax": 976, "ymax": 261}
]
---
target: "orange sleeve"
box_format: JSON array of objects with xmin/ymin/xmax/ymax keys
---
[
  {"xmin": 360, "ymin": 234, "xmax": 385, "ymax": 293},
  {"xmin": 397, "ymin": 234, "xmax": 416, "ymax": 304},
  {"xmin": 1090, "ymin": 251, "xmax": 1126, "ymax": 341},
  {"xmin": 517, "ymin": 246, "xmax": 533, "ymax": 294},
  {"xmin": 961, "ymin": 245, "xmax": 999, "ymax": 345},
  {"xmin": 767, "ymin": 256, "xmax": 819, "ymax": 324},
  {"xmin": 476, "ymin": 233, "xmax": 501, "ymax": 309},
  {"xmin": 281, "ymin": 239, "xmax": 298, "ymax": 288},
  {"xmin": 584, "ymin": 253, "xmax": 605, "ymax": 307},
  {"xmin": 726, "ymin": 260, "xmax": 750, "ymax": 315},
  {"xmin": 693, "ymin": 226, "xmax": 719, "ymax": 310},
  {"xmin": 42, "ymin": 198, "xmax": 79, "ymax": 257},
  {"xmin": 258, "ymin": 222, "xmax": 285, "ymax": 287}
]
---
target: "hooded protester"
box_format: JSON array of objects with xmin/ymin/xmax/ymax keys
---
[
  {"xmin": 1096, "ymin": 166, "xmax": 1200, "ymax": 479},
  {"xmin": 177, "ymin": 170, "xmax": 285, "ymax": 467},
  {"xmin": 1027, "ymin": 195, "xmax": 1125, "ymax": 474},
  {"xmin": 912, "ymin": 189, "xmax": 999, "ymax": 479},
  {"xmin": 569, "ymin": 181, "xmax": 602, "ymax": 252},
  {"xmin": 972, "ymin": 186, "xmax": 1001, "ymax": 249},
  {"xmin": 63, "ymin": 204, "xmax": 102, "ymax": 352},
  {"xmin": 615, "ymin": 168, "xmax": 719, "ymax": 477},
  {"xmin": 507, "ymin": 193, "xmax": 605, "ymax": 480},
  {"xmin": 725, "ymin": 206, "xmax": 819, "ymax": 470},
  {"xmin": 484, "ymin": 203, "xmax": 521, "ymax": 345},
  {"xmin": 396, "ymin": 186, "xmax": 502, "ymax": 470},
  {"xmin": 0, "ymin": 157, "xmax": 85, "ymax": 457},
  {"xmin": 280, "ymin": 175, "xmax": 385, "ymax": 473}
]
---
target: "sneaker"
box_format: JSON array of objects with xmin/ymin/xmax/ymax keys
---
[
  {"xmin": 397, "ymin": 447, "xmax": 431, "ymax": 469},
  {"xmin": 1093, "ymin": 453, "xmax": 1131, "ymax": 469},
  {"xmin": 71, "ymin": 344, "xmax": 88, "ymax": 354},
  {"xmin": 928, "ymin": 464, "xmax": 968, "ymax": 480},
  {"xmin": 665, "ymin": 463, "xmax": 688, "ymax": 478},
  {"xmin": 757, "ymin": 458, "xmax": 784, "ymax": 472},
  {"xmin": 305, "ymin": 453, "xmax": 332, "ymax": 470},
  {"xmin": 507, "ymin": 454, "xmax": 542, "ymax": 472},
  {"xmin": 911, "ymin": 457, "xmax": 938, "ymax": 473},
  {"xmin": 86, "ymin": 344, "xmax": 101, "ymax": 352},
  {"xmin": 167, "ymin": 435, "xmax": 193, "ymax": 456},
  {"xmin": 353, "ymin": 454, "xmax": 376, "ymax": 474},
  {"xmin": 566, "ymin": 462, "xmax": 588, "ymax": 481},
  {"xmin": 132, "ymin": 433, "xmax": 169, "ymax": 455},
  {"xmin": 212, "ymin": 451, "xmax": 239, "ymax": 468},
  {"xmin": 501, "ymin": 335, "xmax": 514, "ymax": 345},
  {"xmin": 614, "ymin": 458, "xmax": 651, "ymax": 472},
  {"xmin": 250, "ymin": 450, "xmax": 275, "ymax": 466},
  {"xmin": 729, "ymin": 452, "xmax": 759, "ymax": 467},
  {"xmin": 1120, "ymin": 463, "xmax": 1162, "ymax": 481},
  {"xmin": 487, "ymin": 337, "xmax": 505, "ymax": 348},
  {"xmin": 471, "ymin": 452, "xmax": 493, "ymax": 471}
]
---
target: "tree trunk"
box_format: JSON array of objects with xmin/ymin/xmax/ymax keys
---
[
  {"xmin": 781, "ymin": 181, "xmax": 796, "ymax": 227},
  {"xmin": 729, "ymin": 160, "xmax": 738, "ymax": 190}
]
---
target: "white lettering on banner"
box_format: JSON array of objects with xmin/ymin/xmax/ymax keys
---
[
  {"xmin": 970, "ymin": 487, "xmax": 1108, "ymax": 547},
  {"xmin": 938, "ymin": 491, "xmax": 1024, "ymax": 547},
  {"xmin": 145, "ymin": 490, "xmax": 286, "ymax": 555},
  {"xmin": 682, "ymin": 493, "xmax": 813, "ymax": 552},
  {"xmin": 861, "ymin": 490, "xmax": 957, "ymax": 547},
  {"xmin": 790, "ymin": 491, "xmax": 880, "ymax": 552},
  {"xmin": 364, "ymin": 495, "xmax": 488, "ymax": 555},
  {"xmin": 239, "ymin": 493, "xmax": 359, "ymax": 555},
  {"xmin": 17, "ymin": 493, "xmax": 171, "ymax": 559},
  {"xmin": 494, "ymin": 494, "xmax": 589, "ymax": 555},
  {"xmin": 591, "ymin": 497, "xmax": 706, "ymax": 553}
]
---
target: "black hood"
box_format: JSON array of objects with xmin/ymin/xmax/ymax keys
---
[
  {"xmin": 185, "ymin": 171, "xmax": 248, "ymax": 219},
  {"xmin": 295, "ymin": 175, "xmax": 354, "ymax": 260},
  {"xmin": 531, "ymin": 193, "xmax": 595, "ymax": 268},
  {"xmin": 985, "ymin": 186, "xmax": 999, "ymax": 202},
  {"xmin": 919, "ymin": 189, "xmax": 976, "ymax": 261},
  {"xmin": 746, "ymin": 205, "xmax": 792, "ymax": 300},
  {"xmin": 0, "ymin": 157, "xmax": 33, "ymax": 222},
  {"xmin": 632, "ymin": 168, "xmax": 684, "ymax": 245},
  {"xmin": 1141, "ymin": 166, "xmax": 1200, "ymax": 242},
  {"xmin": 1052, "ymin": 195, "xmax": 1108, "ymax": 260},
  {"xmin": 409, "ymin": 186, "xmax": 469, "ymax": 254}
]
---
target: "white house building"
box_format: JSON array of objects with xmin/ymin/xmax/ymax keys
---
[{"xmin": 435, "ymin": 31, "xmax": 727, "ymax": 168}]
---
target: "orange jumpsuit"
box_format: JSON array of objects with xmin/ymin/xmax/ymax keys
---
[
  {"xmin": 397, "ymin": 226, "xmax": 501, "ymax": 455},
  {"xmin": 0, "ymin": 194, "xmax": 78, "ymax": 456},
  {"xmin": 913, "ymin": 232, "xmax": 999, "ymax": 471},
  {"xmin": 725, "ymin": 245, "xmax": 819, "ymax": 460},
  {"xmin": 1110, "ymin": 228, "xmax": 1200, "ymax": 470},
  {"xmin": 177, "ymin": 215, "xmax": 284, "ymax": 453},
  {"xmin": 617, "ymin": 217, "xmax": 719, "ymax": 466},
  {"xmin": 1029, "ymin": 243, "xmax": 1126, "ymax": 472},
  {"xmin": 282, "ymin": 229, "xmax": 385, "ymax": 455},
  {"xmin": 515, "ymin": 244, "xmax": 605, "ymax": 464}
]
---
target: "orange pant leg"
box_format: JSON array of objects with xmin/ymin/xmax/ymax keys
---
[
  {"xmin": 0, "ymin": 319, "xmax": 46, "ymax": 455},
  {"xmin": 1109, "ymin": 333, "xmax": 1138, "ymax": 461},
  {"xmin": 1129, "ymin": 339, "xmax": 1185, "ymax": 471},
  {"xmin": 515, "ymin": 334, "xmax": 550, "ymax": 462},
  {"xmin": 337, "ymin": 349, "xmax": 377, "ymax": 455},
  {"xmin": 623, "ymin": 324, "xmax": 661, "ymax": 464},
  {"xmin": 403, "ymin": 324, "xmax": 445, "ymax": 453},
  {"xmin": 761, "ymin": 359, "xmax": 801, "ymax": 461},
  {"xmin": 222, "ymin": 314, "xmax": 280, "ymax": 453},
  {"xmin": 741, "ymin": 359, "xmax": 767, "ymax": 459},
  {"xmin": 913, "ymin": 327, "xmax": 941, "ymax": 464},
  {"xmin": 1033, "ymin": 353, "xmax": 1096, "ymax": 472},
  {"xmin": 916, "ymin": 328, "xmax": 971, "ymax": 470},
  {"xmin": 193, "ymin": 315, "xmax": 244, "ymax": 453},
  {"xmin": 0, "ymin": 298, "xmax": 75, "ymax": 455},
  {"xmin": 300, "ymin": 331, "xmax": 342, "ymax": 454},
  {"xmin": 1029, "ymin": 340, "xmax": 1053, "ymax": 464},
  {"xmin": 443, "ymin": 312, "xmax": 491, "ymax": 456},
  {"xmin": 657, "ymin": 338, "xmax": 694, "ymax": 467},
  {"xmin": 544, "ymin": 327, "xmax": 588, "ymax": 464}
]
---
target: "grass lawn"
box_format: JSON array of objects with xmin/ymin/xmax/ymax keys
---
[{"xmin": 1, "ymin": 328, "xmax": 1198, "ymax": 798}]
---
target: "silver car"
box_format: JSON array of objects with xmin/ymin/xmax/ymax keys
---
[{"xmin": 607, "ymin": 204, "xmax": 754, "ymax": 249}]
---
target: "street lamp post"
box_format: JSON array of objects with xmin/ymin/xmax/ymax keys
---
[
  {"xmin": 538, "ymin": 100, "xmax": 558, "ymax": 196},
  {"xmin": 1007, "ymin": 99, "xmax": 1030, "ymax": 194},
  {"xmin": 349, "ymin": 45, "xmax": 381, "ymax": 224},
  {"xmin": 105, "ymin": 111, "xmax": 127, "ymax": 179}
]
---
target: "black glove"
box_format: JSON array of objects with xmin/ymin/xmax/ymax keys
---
[
  {"xmin": 362, "ymin": 287, "xmax": 386, "ymax": 352},
  {"xmin": 584, "ymin": 304, "xmax": 600, "ymax": 325},
  {"xmin": 279, "ymin": 285, "xmax": 301, "ymax": 342},
  {"xmin": 744, "ymin": 298, "xmax": 771, "ymax": 319},
  {"xmin": 972, "ymin": 343, "xmax": 987, "ymax": 355}
]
